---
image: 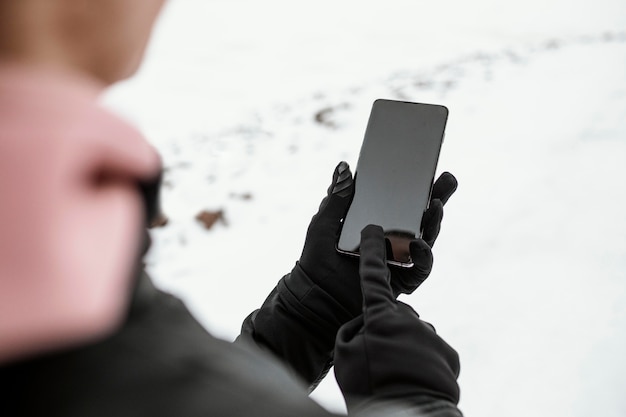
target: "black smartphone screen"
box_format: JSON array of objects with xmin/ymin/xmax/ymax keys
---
[{"xmin": 337, "ymin": 99, "xmax": 448, "ymax": 266}]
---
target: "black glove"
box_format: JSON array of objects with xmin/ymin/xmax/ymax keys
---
[
  {"xmin": 334, "ymin": 224, "xmax": 460, "ymax": 412},
  {"xmin": 238, "ymin": 162, "xmax": 457, "ymax": 387},
  {"xmin": 298, "ymin": 161, "xmax": 457, "ymax": 313}
]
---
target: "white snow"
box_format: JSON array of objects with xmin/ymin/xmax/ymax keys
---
[{"xmin": 103, "ymin": 0, "xmax": 626, "ymax": 415}]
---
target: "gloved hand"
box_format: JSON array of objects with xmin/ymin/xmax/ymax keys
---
[
  {"xmin": 334, "ymin": 225, "xmax": 460, "ymax": 413},
  {"xmin": 298, "ymin": 161, "xmax": 458, "ymax": 317},
  {"xmin": 238, "ymin": 162, "xmax": 457, "ymax": 387}
]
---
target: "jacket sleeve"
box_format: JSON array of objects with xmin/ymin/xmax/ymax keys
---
[{"xmin": 235, "ymin": 270, "xmax": 347, "ymax": 391}]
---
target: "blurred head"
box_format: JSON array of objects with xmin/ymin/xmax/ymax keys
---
[{"xmin": 0, "ymin": 0, "xmax": 166, "ymax": 85}]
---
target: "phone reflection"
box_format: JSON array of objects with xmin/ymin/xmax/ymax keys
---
[
  {"xmin": 339, "ymin": 229, "xmax": 416, "ymax": 265},
  {"xmin": 385, "ymin": 230, "xmax": 415, "ymax": 264}
]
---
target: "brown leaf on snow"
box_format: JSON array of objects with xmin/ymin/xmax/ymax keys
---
[{"xmin": 196, "ymin": 209, "xmax": 227, "ymax": 230}]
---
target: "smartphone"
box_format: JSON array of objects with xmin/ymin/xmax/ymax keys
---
[{"xmin": 336, "ymin": 99, "xmax": 448, "ymax": 267}]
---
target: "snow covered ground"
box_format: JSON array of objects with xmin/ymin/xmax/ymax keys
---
[{"xmin": 104, "ymin": 1, "xmax": 626, "ymax": 415}]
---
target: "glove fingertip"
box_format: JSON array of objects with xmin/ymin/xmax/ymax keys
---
[
  {"xmin": 329, "ymin": 161, "xmax": 353, "ymax": 198},
  {"xmin": 311, "ymin": 162, "xmax": 354, "ymax": 226},
  {"xmin": 432, "ymin": 172, "xmax": 458, "ymax": 205}
]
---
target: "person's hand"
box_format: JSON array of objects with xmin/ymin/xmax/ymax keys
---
[
  {"xmin": 334, "ymin": 225, "xmax": 460, "ymax": 412},
  {"xmin": 297, "ymin": 161, "xmax": 458, "ymax": 317},
  {"xmin": 0, "ymin": 113, "xmax": 160, "ymax": 362},
  {"xmin": 239, "ymin": 161, "xmax": 457, "ymax": 387}
]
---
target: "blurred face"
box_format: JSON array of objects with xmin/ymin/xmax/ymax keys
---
[{"xmin": 60, "ymin": 0, "xmax": 166, "ymax": 84}]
